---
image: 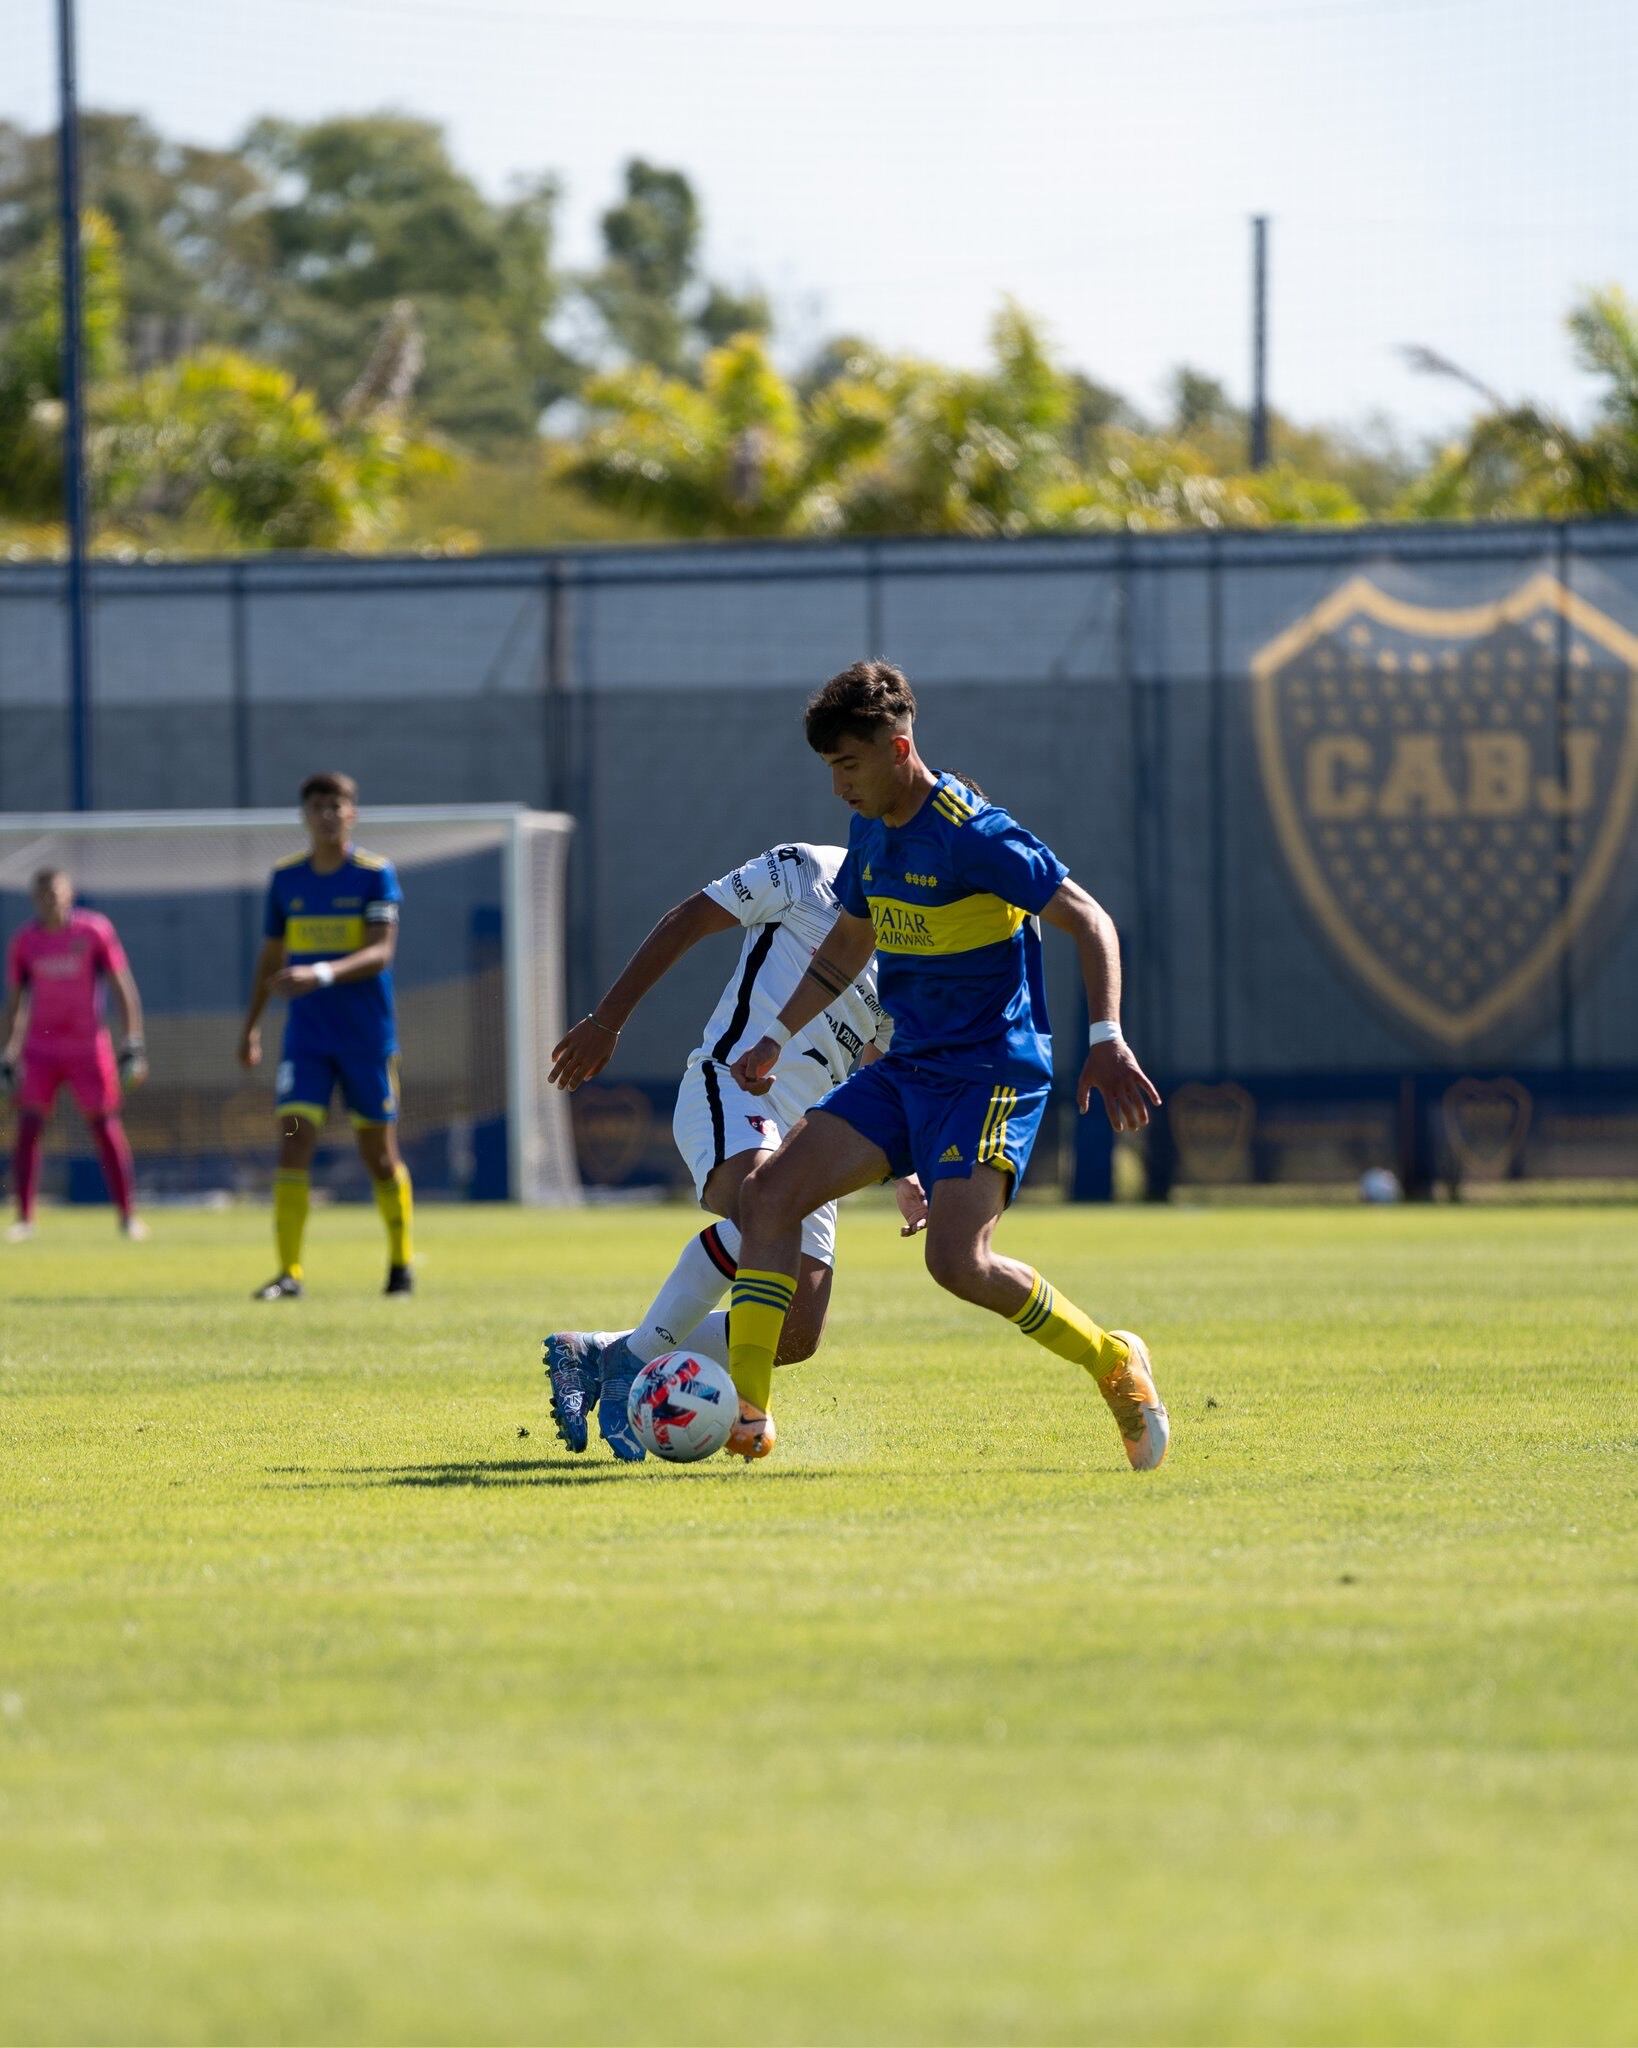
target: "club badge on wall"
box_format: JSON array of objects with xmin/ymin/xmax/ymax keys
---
[
  {"xmin": 569, "ymin": 1082, "xmax": 656, "ymax": 1184},
  {"xmin": 1441, "ymin": 1076, "xmax": 1533, "ymax": 1179},
  {"xmin": 1252, "ymin": 573, "xmax": 1638, "ymax": 1048},
  {"xmin": 1167, "ymin": 1081, "xmax": 1256, "ymax": 1183}
]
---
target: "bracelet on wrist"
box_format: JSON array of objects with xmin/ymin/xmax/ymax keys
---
[
  {"xmin": 312, "ymin": 961, "xmax": 336, "ymax": 988},
  {"xmin": 586, "ymin": 1012, "xmax": 620, "ymax": 1037},
  {"xmin": 765, "ymin": 1019, "xmax": 792, "ymax": 1049},
  {"xmin": 1087, "ymin": 1020, "xmax": 1123, "ymax": 1047}
]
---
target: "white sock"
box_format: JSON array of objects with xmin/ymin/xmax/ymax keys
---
[
  {"xmin": 624, "ymin": 1224, "xmax": 737, "ymax": 1366},
  {"xmin": 680, "ymin": 1310, "xmax": 729, "ymax": 1365}
]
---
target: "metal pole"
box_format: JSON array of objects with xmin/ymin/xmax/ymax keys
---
[
  {"xmin": 55, "ymin": 0, "xmax": 93, "ymax": 809},
  {"xmin": 1249, "ymin": 214, "xmax": 1270, "ymax": 471}
]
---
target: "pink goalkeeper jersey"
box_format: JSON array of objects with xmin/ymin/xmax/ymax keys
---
[{"xmin": 7, "ymin": 910, "xmax": 128, "ymax": 1050}]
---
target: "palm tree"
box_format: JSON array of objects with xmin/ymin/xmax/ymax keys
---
[
  {"xmin": 559, "ymin": 331, "xmax": 889, "ymax": 538},
  {"xmin": 1403, "ymin": 288, "xmax": 1638, "ymax": 518}
]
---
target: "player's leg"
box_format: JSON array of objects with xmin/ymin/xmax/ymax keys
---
[
  {"xmin": 727, "ymin": 1088, "xmax": 900, "ymax": 1459},
  {"xmin": 582, "ymin": 1066, "xmax": 812, "ymax": 1461},
  {"xmin": 355, "ymin": 1123, "xmax": 413, "ymax": 1294},
  {"xmin": 257, "ymin": 1057, "xmax": 328, "ymax": 1299},
  {"xmin": 635, "ymin": 1146, "xmax": 833, "ymax": 1366},
  {"xmin": 7, "ymin": 1052, "xmax": 57, "ymax": 1241},
  {"xmin": 346, "ymin": 1056, "xmax": 413, "ymax": 1294},
  {"xmin": 71, "ymin": 1035, "xmax": 140, "ymax": 1236},
  {"xmin": 918, "ymin": 1087, "xmax": 1167, "ymax": 1470}
]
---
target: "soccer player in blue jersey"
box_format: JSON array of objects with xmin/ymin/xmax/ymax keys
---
[
  {"xmin": 724, "ymin": 661, "xmax": 1168, "ymax": 1468},
  {"xmin": 237, "ymin": 772, "xmax": 414, "ymax": 1299}
]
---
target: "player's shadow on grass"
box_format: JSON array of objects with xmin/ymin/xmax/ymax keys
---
[
  {"xmin": 271, "ymin": 1457, "xmax": 628, "ymax": 1490},
  {"xmin": 271, "ymin": 1459, "xmax": 834, "ymax": 1490}
]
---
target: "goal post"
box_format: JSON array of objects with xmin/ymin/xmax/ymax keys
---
[{"xmin": 0, "ymin": 805, "xmax": 580, "ymax": 1205}]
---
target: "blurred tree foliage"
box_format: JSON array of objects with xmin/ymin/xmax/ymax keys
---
[
  {"xmin": 579, "ymin": 158, "xmax": 770, "ymax": 377},
  {"xmin": 2, "ymin": 108, "xmax": 1630, "ymax": 553},
  {"xmin": 0, "ymin": 209, "xmax": 444, "ymax": 551},
  {"xmin": 567, "ymin": 305, "xmax": 1365, "ymax": 540},
  {"xmin": 1402, "ymin": 289, "xmax": 1638, "ymax": 519}
]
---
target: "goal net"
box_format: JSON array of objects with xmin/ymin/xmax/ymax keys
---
[{"xmin": 0, "ymin": 806, "xmax": 579, "ymax": 1205}]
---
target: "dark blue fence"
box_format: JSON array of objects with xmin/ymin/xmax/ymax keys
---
[{"xmin": 4, "ymin": 518, "xmax": 1637, "ymax": 1192}]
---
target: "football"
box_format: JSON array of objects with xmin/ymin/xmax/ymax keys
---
[{"xmin": 627, "ymin": 1350, "xmax": 739, "ymax": 1462}]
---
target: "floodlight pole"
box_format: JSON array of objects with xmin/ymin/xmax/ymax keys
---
[
  {"xmin": 56, "ymin": 0, "xmax": 94, "ymax": 809},
  {"xmin": 1249, "ymin": 214, "xmax": 1270, "ymax": 471}
]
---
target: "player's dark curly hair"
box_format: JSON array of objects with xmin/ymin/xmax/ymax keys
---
[
  {"xmin": 804, "ymin": 660, "xmax": 917, "ymax": 753},
  {"xmin": 300, "ymin": 771, "xmax": 358, "ymax": 804}
]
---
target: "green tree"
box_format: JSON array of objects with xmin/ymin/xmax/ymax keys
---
[
  {"xmin": 0, "ymin": 113, "xmax": 268, "ymax": 366},
  {"xmin": 0, "ymin": 207, "xmax": 446, "ymax": 554},
  {"xmin": 562, "ymin": 330, "xmax": 887, "ymax": 537},
  {"xmin": 99, "ymin": 349, "xmax": 448, "ymax": 550},
  {"xmin": 0, "ymin": 209, "xmax": 125, "ymax": 519},
  {"xmin": 580, "ymin": 158, "xmax": 771, "ymax": 377},
  {"xmin": 824, "ymin": 302, "xmax": 1079, "ymax": 537},
  {"xmin": 1042, "ymin": 433, "xmax": 1361, "ymax": 532},
  {"xmin": 239, "ymin": 114, "xmax": 570, "ymax": 445},
  {"xmin": 1403, "ymin": 288, "xmax": 1638, "ymax": 518}
]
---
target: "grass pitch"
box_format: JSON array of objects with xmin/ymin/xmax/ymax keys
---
[{"xmin": 1, "ymin": 1199, "xmax": 1634, "ymax": 2046}]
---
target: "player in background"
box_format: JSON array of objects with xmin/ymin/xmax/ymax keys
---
[
  {"xmin": 2, "ymin": 867, "xmax": 148, "ymax": 1242},
  {"xmin": 543, "ymin": 838, "xmax": 925, "ymax": 1461},
  {"xmin": 722, "ymin": 661, "xmax": 1168, "ymax": 1468},
  {"xmin": 238, "ymin": 772, "xmax": 414, "ymax": 1300}
]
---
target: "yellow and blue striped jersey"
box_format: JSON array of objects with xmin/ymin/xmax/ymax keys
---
[
  {"xmin": 835, "ymin": 774, "xmax": 1067, "ymax": 1081},
  {"xmin": 263, "ymin": 847, "xmax": 401, "ymax": 1057}
]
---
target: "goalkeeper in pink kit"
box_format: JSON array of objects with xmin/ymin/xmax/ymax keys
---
[{"xmin": 2, "ymin": 868, "xmax": 148, "ymax": 1241}]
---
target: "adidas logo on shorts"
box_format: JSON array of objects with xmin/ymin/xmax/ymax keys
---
[{"xmin": 939, "ymin": 1144, "xmax": 962, "ymax": 1163}]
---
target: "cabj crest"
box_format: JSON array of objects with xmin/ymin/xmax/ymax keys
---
[
  {"xmin": 1168, "ymin": 1081, "xmax": 1255, "ymax": 1182},
  {"xmin": 1441, "ymin": 1077, "xmax": 1532, "ymax": 1179},
  {"xmin": 1252, "ymin": 573, "xmax": 1638, "ymax": 1046}
]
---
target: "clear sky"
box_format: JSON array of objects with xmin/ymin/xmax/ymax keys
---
[{"xmin": 6, "ymin": 0, "xmax": 1634, "ymax": 444}]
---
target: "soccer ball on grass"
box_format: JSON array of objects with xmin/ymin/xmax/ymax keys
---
[{"xmin": 627, "ymin": 1351, "xmax": 738, "ymax": 1462}]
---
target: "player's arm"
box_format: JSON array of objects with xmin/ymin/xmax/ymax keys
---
[
  {"xmin": 0, "ymin": 973, "xmax": 26, "ymax": 1091},
  {"xmin": 108, "ymin": 962, "xmax": 148, "ymax": 1086},
  {"xmin": 270, "ymin": 922, "xmax": 396, "ymax": 1001},
  {"xmin": 239, "ymin": 937, "xmax": 286, "ymax": 1070},
  {"xmin": 728, "ymin": 906, "xmax": 876, "ymax": 1096},
  {"xmin": 1038, "ymin": 878, "xmax": 1161, "ymax": 1132},
  {"xmin": 550, "ymin": 890, "xmax": 738, "ymax": 1092}
]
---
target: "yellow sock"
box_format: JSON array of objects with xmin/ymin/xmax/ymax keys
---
[
  {"xmin": 273, "ymin": 1169, "xmax": 310, "ymax": 1281},
  {"xmin": 373, "ymin": 1165, "xmax": 414, "ymax": 1267},
  {"xmin": 727, "ymin": 1268, "xmax": 796, "ymax": 1410},
  {"xmin": 1009, "ymin": 1268, "xmax": 1125, "ymax": 1377}
]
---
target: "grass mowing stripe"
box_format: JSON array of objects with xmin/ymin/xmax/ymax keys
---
[{"xmin": 1, "ymin": 1200, "xmax": 1634, "ymax": 2044}]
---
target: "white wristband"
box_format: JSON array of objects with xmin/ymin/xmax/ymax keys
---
[
  {"xmin": 312, "ymin": 961, "xmax": 336, "ymax": 987},
  {"xmin": 765, "ymin": 1019, "xmax": 792, "ymax": 1049},
  {"xmin": 1088, "ymin": 1020, "xmax": 1122, "ymax": 1047}
]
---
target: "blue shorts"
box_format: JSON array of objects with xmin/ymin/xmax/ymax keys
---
[
  {"xmin": 819, "ymin": 1056, "xmax": 1050, "ymax": 1199},
  {"xmin": 276, "ymin": 1046, "xmax": 400, "ymax": 1128}
]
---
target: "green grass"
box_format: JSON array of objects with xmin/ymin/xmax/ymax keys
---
[{"xmin": 2, "ymin": 1200, "xmax": 1634, "ymax": 2046}]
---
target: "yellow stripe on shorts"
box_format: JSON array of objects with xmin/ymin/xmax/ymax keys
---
[{"xmin": 976, "ymin": 1086, "xmax": 1017, "ymax": 1169}]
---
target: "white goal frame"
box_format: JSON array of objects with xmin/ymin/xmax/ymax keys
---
[{"xmin": 0, "ymin": 804, "xmax": 579, "ymax": 1205}]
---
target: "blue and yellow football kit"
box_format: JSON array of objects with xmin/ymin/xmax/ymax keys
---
[
  {"xmin": 820, "ymin": 773, "xmax": 1068, "ymax": 1195},
  {"xmin": 725, "ymin": 766, "xmax": 1168, "ymax": 1472},
  {"xmin": 264, "ymin": 848, "xmax": 403, "ymax": 1127}
]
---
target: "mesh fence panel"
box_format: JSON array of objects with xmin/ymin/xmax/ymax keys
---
[{"xmin": 4, "ymin": 523, "xmax": 1637, "ymax": 1190}]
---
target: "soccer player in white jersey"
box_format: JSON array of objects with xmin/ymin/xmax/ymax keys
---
[{"xmin": 544, "ymin": 838, "xmax": 923, "ymax": 1461}]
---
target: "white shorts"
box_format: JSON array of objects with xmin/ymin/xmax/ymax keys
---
[{"xmin": 672, "ymin": 1059, "xmax": 837, "ymax": 1267}]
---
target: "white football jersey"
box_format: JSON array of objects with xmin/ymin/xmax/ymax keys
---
[{"xmin": 695, "ymin": 842, "xmax": 891, "ymax": 1104}]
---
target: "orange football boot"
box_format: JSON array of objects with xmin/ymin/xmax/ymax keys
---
[{"xmin": 1097, "ymin": 1331, "xmax": 1170, "ymax": 1470}]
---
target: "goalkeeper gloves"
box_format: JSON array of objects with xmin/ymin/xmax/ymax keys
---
[{"xmin": 118, "ymin": 1039, "xmax": 148, "ymax": 1086}]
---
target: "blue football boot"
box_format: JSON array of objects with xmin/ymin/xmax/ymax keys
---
[
  {"xmin": 597, "ymin": 1335, "xmax": 648, "ymax": 1463},
  {"xmin": 544, "ymin": 1331, "xmax": 599, "ymax": 1453}
]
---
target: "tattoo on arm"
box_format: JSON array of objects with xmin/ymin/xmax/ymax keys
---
[{"xmin": 804, "ymin": 959, "xmax": 851, "ymax": 999}]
